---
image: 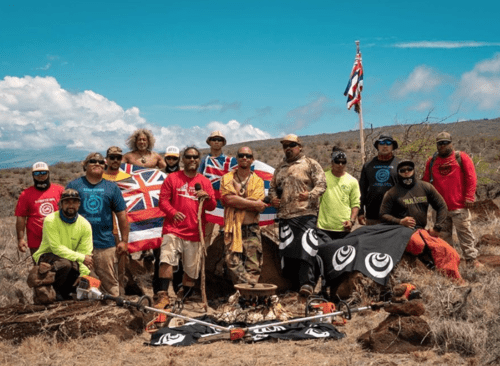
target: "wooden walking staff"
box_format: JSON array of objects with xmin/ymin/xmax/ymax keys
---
[
  {"xmin": 355, "ymin": 40, "xmax": 366, "ymax": 165},
  {"xmin": 195, "ymin": 183, "xmax": 209, "ymax": 311}
]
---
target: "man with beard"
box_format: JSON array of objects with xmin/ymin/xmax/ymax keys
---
[
  {"xmin": 220, "ymin": 147, "xmax": 267, "ymax": 285},
  {"xmin": 380, "ymin": 160, "xmax": 447, "ymax": 234},
  {"xmin": 358, "ymin": 134, "xmax": 401, "ymax": 225},
  {"xmin": 156, "ymin": 147, "xmax": 216, "ymax": 306},
  {"xmin": 269, "ymin": 134, "xmax": 326, "ymax": 296},
  {"xmin": 15, "ymin": 162, "xmax": 64, "ymax": 256},
  {"xmin": 422, "ymin": 132, "xmax": 483, "ymax": 268},
  {"xmin": 32, "ymin": 189, "xmax": 93, "ymax": 301},
  {"xmin": 122, "ymin": 128, "xmax": 166, "ymax": 169},
  {"xmin": 66, "ymin": 152, "xmax": 129, "ymax": 297},
  {"xmin": 164, "ymin": 146, "xmax": 181, "ymax": 174}
]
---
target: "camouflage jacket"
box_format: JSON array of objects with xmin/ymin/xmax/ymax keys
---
[{"xmin": 269, "ymin": 153, "xmax": 327, "ymax": 219}]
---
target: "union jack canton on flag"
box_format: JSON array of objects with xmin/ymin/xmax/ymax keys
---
[
  {"xmin": 117, "ymin": 164, "xmax": 167, "ymax": 253},
  {"xmin": 344, "ymin": 52, "xmax": 363, "ymax": 113}
]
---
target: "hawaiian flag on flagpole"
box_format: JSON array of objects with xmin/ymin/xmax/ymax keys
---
[
  {"xmin": 344, "ymin": 52, "xmax": 363, "ymax": 113},
  {"xmin": 116, "ymin": 164, "xmax": 166, "ymax": 253},
  {"xmin": 200, "ymin": 157, "xmax": 277, "ymax": 226}
]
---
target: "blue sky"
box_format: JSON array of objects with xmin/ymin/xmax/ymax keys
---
[{"xmin": 1, "ymin": 0, "xmax": 500, "ymax": 164}]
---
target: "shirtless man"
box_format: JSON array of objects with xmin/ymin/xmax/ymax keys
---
[{"xmin": 122, "ymin": 128, "xmax": 166, "ymax": 170}]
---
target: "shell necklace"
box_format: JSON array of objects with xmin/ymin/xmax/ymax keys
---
[{"xmin": 235, "ymin": 171, "xmax": 252, "ymax": 196}]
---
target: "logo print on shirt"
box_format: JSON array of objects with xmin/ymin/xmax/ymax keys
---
[
  {"xmin": 375, "ymin": 168, "xmax": 390, "ymax": 183},
  {"xmin": 39, "ymin": 202, "xmax": 55, "ymax": 216},
  {"xmin": 438, "ymin": 164, "xmax": 452, "ymax": 176},
  {"xmin": 84, "ymin": 194, "xmax": 103, "ymax": 214}
]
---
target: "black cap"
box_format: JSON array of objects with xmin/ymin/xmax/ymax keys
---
[
  {"xmin": 374, "ymin": 134, "xmax": 399, "ymax": 150},
  {"xmin": 60, "ymin": 188, "xmax": 81, "ymax": 202},
  {"xmin": 397, "ymin": 160, "xmax": 415, "ymax": 171}
]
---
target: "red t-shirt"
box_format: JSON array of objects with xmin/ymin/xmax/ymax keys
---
[
  {"xmin": 422, "ymin": 151, "xmax": 476, "ymax": 211},
  {"xmin": 159, "ymin": 171, "xmax": 216, "ymax": 241},
  {"xmin": 14, "ymin": 184, "xmax": 65, "ymax": 248}
]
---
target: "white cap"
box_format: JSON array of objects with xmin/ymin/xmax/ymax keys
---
[
  {"xmin": 32, "ymin": 162, "xmax": 49, "ymax": 172},
  {"xmin": 165, "ymin": 146, "xmax": 180, "ymax": 157}
]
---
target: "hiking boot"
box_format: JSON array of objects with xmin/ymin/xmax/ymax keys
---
[
  {"xmin": 299, "ymin": 284, "xmax": 313, "ymax": 297},
  {"xmin": 154, "ymin": 291, "xmax": 170, "ymax": 309}
]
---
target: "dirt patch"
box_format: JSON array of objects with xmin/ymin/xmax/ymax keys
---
[
  {"xmin": 0, "ymin": 301, "xmax": 151, "ymax": 344},
  {"xmin": 477, "ymin": 255, "xmax": 500, "ymax": 272},
  {"xmin": 357, "ymin": 314, "xmax": 433, "ymax": 353},
  {"xmin": 477, "ymin": 234, "xmax": 500, "ymax": 247}
]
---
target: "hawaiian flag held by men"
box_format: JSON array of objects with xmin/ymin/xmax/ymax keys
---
[
  {"xmin": 116, "ymin": 164, "xmax": 166, "ymax": 253},
  {"xmin": 200, "ymin": 156, "xmax": 277, "ymax": 226},
  {"xmin": 344, "ymin": 52, "xmax": 363, "ymax": 113}
]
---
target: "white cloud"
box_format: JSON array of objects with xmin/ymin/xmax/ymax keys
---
[
  {"xmin": 392, "ymin": 65, "xmax": 443, "ymax": 97},
  {"xmin": 284, "ymin": 94, "xmax": 335, "ymax": 131},
  {"xmin": 0, "ymin": 75, "xmax": 271, "ymax": 153},
  {"xmin": 393, "ymin": 41, "xmax": 500, "ymax": 49},
  {"xmin": 35, "ymin": 63, "xmax": 51, "ymax": 70},
  {"xmin": 409, "ymin": 100, "xmax": 433, "ymax": 112},
  {"xmin": 166, "ymin": 99, "xmax": 241, "ymax": 113},
  {"xmin": 453, "ymin": 53, "xmax": 500, "ymax": 110}
]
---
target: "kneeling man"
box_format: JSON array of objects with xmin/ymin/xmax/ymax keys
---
[{"xmin": 32, "ymin": 189, "xmax": 94, "ymax": 300}]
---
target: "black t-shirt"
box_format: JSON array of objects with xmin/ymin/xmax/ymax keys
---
[{"xmin": 358, "ymin": 156, "xmax": 401, "ymax": 220}]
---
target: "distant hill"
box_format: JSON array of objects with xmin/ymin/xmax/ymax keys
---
[{"xmin": 1, "ymin": 117, "xmax": 499, "ymax": 217}]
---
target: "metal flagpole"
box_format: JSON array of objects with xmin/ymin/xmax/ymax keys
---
[{"xmin": 356, "ymin": 40, "xmax": 366, "ymax": 165}]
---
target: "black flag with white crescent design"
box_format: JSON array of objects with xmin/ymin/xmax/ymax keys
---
[
  {"xmin": 149, "ymin": 315, "xmax": 345, "ymax": 346},
  {"xmin": 318, "ymin": 224, "xmax": 413, "ymax": 285},
  {"xmin": 278, "ymin": 215, "xmax": 324, "ymax": 267}
]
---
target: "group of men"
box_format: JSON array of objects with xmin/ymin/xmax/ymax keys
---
[{"xmin": 15, "ymin": 127, "xmax": 482, "ymax": 305}]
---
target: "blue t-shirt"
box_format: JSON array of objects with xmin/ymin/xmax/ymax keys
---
[{"xmin": 66, "ymin": 177, "xmax": 126, "ymax": 249}]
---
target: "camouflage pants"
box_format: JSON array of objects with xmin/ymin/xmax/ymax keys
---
[{"xmin": 225, "ymin": 233, "xmax": 263, "ymax": 285}]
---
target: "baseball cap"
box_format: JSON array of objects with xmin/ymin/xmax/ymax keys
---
[
  {"xmin": 436, "ymin": 132, "xmax": 452, "ymax": 143},
  {"xmin": 106, "ymin": 146, "xmax": 123, "ymax": 156},
  {"xmin": 165, "ymin": 146, "xmax": 180, "ymax": 157},
  {"xmin": 32, "ymin": 162, "xmax": 49, "ymax": 172},
  {"xmin": 60, "ymin": 188, "xmax": 81, "ymax": 202},
  {"xmin": 280, "ymin": 134, "xmax": 302, "ymax": 145}
]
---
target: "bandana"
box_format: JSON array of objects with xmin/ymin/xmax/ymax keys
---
[
  {"xmin": 331, "ymin": 151, "xmax": 347, "ymax": 161},
  {"xmin": 33, "ymin": 175, "xmax": 51, "ymax": 191},
  {"xmin": 60, "ymin": 209, "xmax": 78, "ymax": 224}
]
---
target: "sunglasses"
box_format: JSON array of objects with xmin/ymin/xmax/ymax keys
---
[
  {"xmin": 107, "ymin": 155, "xmax": 122, "ymax": 161},
  {"xmin": 210, "ymin": 137, "xmax": 224, "ymax": 142},
  {"xmin": 33, "ymin": 171, "xmax": 48, "ymax": 176},
  {"xmin": 184, "ymin": 155, "xmax": 200, "ymax": 160},
  {"xmin": 282, "ymin": 142, "xmax": 299, "ymax": 149},
  {"xmin": 333, "ymin": 159, "xmax": 347, "ymax": 165},
  {"xmin": 378, "ymin": 140, "xmax": 393, "ymax": 146},
  {"xmin": 166, "ymin": 156, "xmax": 179, "ymax": 161},
  {"xmin": 399, "ymin": 167, "xmax": 414, "ymax": 174},
  {"xmin": 237, "ymin": 153, "xmax": 253, "ymax": 159},
  {"xmin": 437, "ymin": 141, "xmax": 451, "ymax": 146},
  {"xmin": 88, "ymin": 159, "xmax": 106, "ymax": 165}
]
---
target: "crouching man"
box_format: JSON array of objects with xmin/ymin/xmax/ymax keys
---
[{"xmin": 30, "ymin": 189, "xmax": 94, "ymax": 303}]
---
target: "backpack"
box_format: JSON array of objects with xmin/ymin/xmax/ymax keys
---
[{"xmin": 429, "ymin": 151, "xmax": 462, "ymax": 183}]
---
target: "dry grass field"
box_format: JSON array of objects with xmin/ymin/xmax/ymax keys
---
[
  {"xmin": 1, "ymin": 209, "xmax": 500, "ymax": 365},
  {"xmin": 1, "ymin": 118, "xmax": 500, "ymax": 365}
]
